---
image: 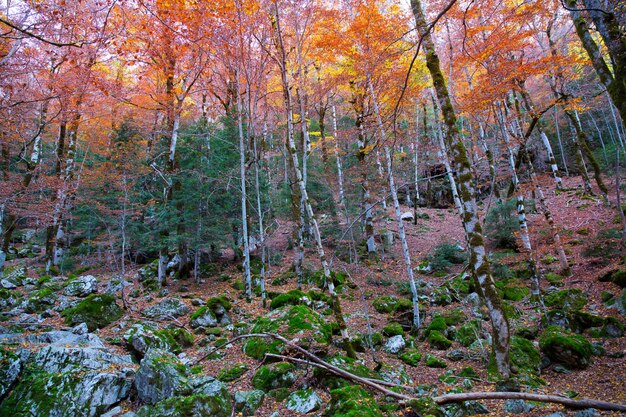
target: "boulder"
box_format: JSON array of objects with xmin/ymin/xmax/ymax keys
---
[
  {"xmin": 401, "ymin": 212, "xmax": 414, "ymax": 221},
  {"xmin": 143, "ymin": 298, "xmax": 189, "ymax": 320},
  {"xmin": 539, "ymin": 326, "xmax": 593, "ymax": 369},
  {"xmin": 252, "ymin": 362, "xmax": 297, "ymax": 391},
  {"xmin": 61, "ymin": 294, "xmax": 123, "ymax": 331},
  {"xmin": 64, "ymin": 275, "xmax": 98, "ymax": 297},
  {"xmin": 0, "ymin": 348, "xmax": 21, "ymax": 398},
  {"xmin": 324, "ymin": 385, "xmax": 384, "ymax": 417},
  {"xmin": 134, "ymin": 349, "xmax": 192, "ymax": 405},
  {"xmin": 286, "ymin": 389, "xmax": 322, "ymax": 414},
  {"xmin": 234, "ymin": 390, "xmax": 265, "ymax": 416},
  {"xmin": 384, "ymin": 335, "xmax": 406, "ymax": 354},
  {"xmin": 125, "ymin": 324, "xmax": 194, "ymax": 357},
  {"xmin": 0, "ymin": 332, "xmax": 134, "ymax": 417}
]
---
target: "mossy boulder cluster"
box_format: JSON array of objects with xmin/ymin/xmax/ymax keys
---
[
  {"xmin": 125, "ymin": 323, "xmax": 194, "ymax": 357},
  {"xmin": 61, "ymin": 294, "xmax": 123, "ymax": 331},
  {"xmin": 190, "ymin": 296, "xmax": 232, "ymax": 331},
  {"xmin": 539, "ymin": 326, "xmax": 593, "ymax": 369}
]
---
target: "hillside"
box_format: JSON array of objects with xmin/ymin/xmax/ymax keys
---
[{"xmin": 1, "ymin": 174, "xmax": 624, "ymax": 417}]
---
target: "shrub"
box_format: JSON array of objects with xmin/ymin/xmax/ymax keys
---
[
  {"xmin": 484, "ymin": 199, "xmax": 520, "ymax": 249},
  {"xmin": 426, "ymin": 243, "xmax": 467, "ymax": 273}
]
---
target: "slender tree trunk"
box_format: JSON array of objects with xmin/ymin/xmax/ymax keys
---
[
  {"xmin": 411, "ymin": 0, "xmax": 511, "ymax": 379},
  {"xmin": 368, "ymin": 80, "xmax": 421, "ymax": 329},
  {"xmin": 554, "ymin": 107, "xmax": 569, "ymax": 176},
  {"xmin": 272, "ymin": 3, "xmax": 355, "ymax": 357},
  {"xmin": 587, "ymin": 112, "xmax": 608, "ymax": 164},
  {"xmin": 616, "ymin": 148, "xmax": 626, "ymax": 239},
  {"xmin": 254, "ymin": 128, "xmax": 267, "ymax": 306},
  {"xmin": 332, "ymin": 105, "xmax": 357, "ymax": 263},
  {"xmin": 431, "ymin": 93, "xmax": 463, "ymax": 215},
  {"xmin": 413, "ymin": 102, "xmax": 422, "ymax": 224},
  {"xmin": 236, "ymin": 70, "xmax": 252, "ymax": 301}
]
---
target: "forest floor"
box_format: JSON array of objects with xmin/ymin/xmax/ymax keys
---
[{"xmin": 2, "ymin": 174, "xmax": 625, "ymax": 416}]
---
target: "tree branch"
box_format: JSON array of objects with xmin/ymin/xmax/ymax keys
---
[{"xmin": 0, "ymin": 17, "xmax": 84, "ymax": 48}]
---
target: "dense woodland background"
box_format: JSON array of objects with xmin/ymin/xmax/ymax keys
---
[{"xmin": 0, "ymin": 0, "xmax": 625, "ymax": 416}]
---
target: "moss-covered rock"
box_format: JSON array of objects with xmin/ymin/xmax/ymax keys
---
[
  {"xmin": 61, "ymin": 294, "xmax": 123, "ymax": 331},
  {"xmin": 569, "ymin": 311, "xmax": 606, "ymax": 333},
  {"xmin": 405, "ymin": 397, "xmax": 445, "ymax": 417},
  {"xmin": 428, "ymin": 330, "xmax": 453, "ymax": 350},
  {"xmin": 544, "ymin": 289, "xmax": 587, "ymax": 311},
  {"xmin": 399, "ymin": 348, "xmax": 422, "ymax": 366},
  {"xmin": 600, "ymin": 317, "xmax": 624, "ymax": 338},
  {"xmin": 217, "ymin": 364, "xmax": 248, "ymax": 382},
  {"xmin": 243, "ymin": 305, "xmax": 332, "ymax": 359},
  {"xmin": 502, "ymin": 285, "xmax": 529, "ymax": 301},
  {"xmin": 286, "ymin": 389, "xmax": 323, "ymax": 414},
  {"xmin": 251, "ymin": 362, "xmax": 297, "ymax": 391},
  {"xmin": 323, "ymin": 385, "xmax": 384, "ymax": 417},
  {"xmin": 599, "ymin": 269, "xmax": 626, "ymax": 288},
  {"xmin": 382, "ymin": 322, "xmax": 404, "ymax": 337},
  {"xmin": 314, "ymin": 356, "xmax": 378, "ymax": 389},
  {"xmin": 442, "ymin": 308, "xmax": 467, "ymax": 326},
  {"xmin": 143, "ymin": 298, "xmax": 190, "ymax": 320},
  {"xmin": 510, "ymin": 336, "xmax": 541, "ymax": 375},
  {"xmin": 539, "ymin": 326, "xmax": 593, "ymax": 369},
  {"xmin": 234, "ymin": 390, "xmax": 264, "ymax": 416},
  {"xmin": 453, "ymin": 319, "xmax": 481, "ymax": 347},
  {"xmin": 372, "ymin": 295, "xmax": 412, "ymax": 314},
  {"xmin": 270, "ymin": 289, "xmax": 311, "ymax": 310},
  {"xmin": 0, "ymin": 348, "xmax": 21, "ymax": 398},
  {"xmin": 136, "ymin": 392, "xmax": 230, "ymax": 417},
  {"xmin": 134, "ymin": 349, "xmax": 192, "ymax": 405},
  {"xmin": 125, "ymin": 324, "xmax": 194, "ymax": 356},
  {"xmin": 426, "ymin": 316, "xmax": 448, "ymax": 336},
  {"xmin": 425, "ymin": 354, "xmax": 447, "ymax": 368},
  {"xmin": 25, "ymin": 288, "xmax": 56, "ymax": 313}
]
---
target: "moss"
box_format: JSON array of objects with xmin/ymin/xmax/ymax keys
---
[
  {"xmin": 242, "ymin": 338, "xmax": 281, "ymax": 360},
  {"xmin": 323, "ymin": 385, "xmax": 384, "ymax": 417},
  {"xmin": 315, "ymin": 356, "xmax": 378, "ymax": 389},
  {"xmin": 600, "ymin": 317, "xmax": 624, "ymax": 338},
  {"xmin": 428, "ymin": 330, "xmax": 453, "ymax": 350},
  {"xmin": 382, "ymin": 322, "xmax": 404, "ymax": 337},
  {"xmin": 231, "ymin": 280, "xmax": 244, "ymax": 291},
  {"xmin": 272, "ymin": 270, "xmax": 296, "ymax": 286},
  {"xmin": 136, "ymin": 393, "xmax": 230, "ymax": 417},
  {"xmin": 399, "ymin": 349, "xmax": 422, "ymax": 366},
  {"xmin": 267, "ymin": 387, "xmax": 290, "ymax": 402},
  {"xmin": 502, "ymin": 285, "xmax": 529, "ymax": 301},
  {"xmin": 269, "ymin": 290, "xmax": 309, "ymax": 310},
  {"xmin": 545, "ymin": 273, "xmax": 564, "ymax": 287},
  {"xmin": 458, "ymin": 367, "xmax": 478, "ymax": 379},
  {"xmin": 442, "ymin": 308, "xmax": 467, "ymax": 326},
  {"xmin": 218, "ymin": 364, "xmax": 248, "ymax": 382},
  {"xmin": 61, "ymin": 294, "xmax": 123, "ymax": 331},
  {"xmin": 426, "ymin": 316, "xmax": 448, "ymax": 336},
  {"xmin": 510, "ymin": 336, "xmax": 541, "ymax": 375},
  {"xmin": 539, "ymin": 326, "xmax": 593, "ymax": 369},
  {"xmin": 252, "ymin": 362, "xmax": 297, "ymax": 391},
  {"xmin": 569, "ymin": 311, "xmax": 605, "ymax": 332},
  {"xmin": 405, "ymin": 398, "xmax": 445, "ymax": 417},
  {"xmin": 372, "ymin": 296, "xmax": 412, "ymax": 314},
  {"xmin": 599, "ymin": 269, "xmax": 626, "ymax": 288},
  {"xmin": 454, "ymin": 320, "xmax": 481, "ymax": 347},
  {"xmin": 425, "ymin": 354, "xmax": 447, "ymax": 368},
  {"xmin": 190, "ymin": 306, "xmax": 208, "ymax": 321},
  {"xmin": 544, "ymin": 289, "xmax": 587, "ymax": 311},
  {"xmin": 206, "ymin": 296, "xmax": 232, "ymax": 312}
]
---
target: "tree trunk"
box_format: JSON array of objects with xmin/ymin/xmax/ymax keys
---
[
  {"xmin": 236, "ymin": 70, "xmax": 252, "ymax": 301},
  {"xmin": 272, "ymin": 3, "xmax": 355, "ymax": 358},
  {"xmin": 411, "ymin": 0, "xmax": 511, "ymax": 379},
  {"xmin": 368, "ymin": 79, "xmax": 421, "ymax": 329},
  {"xmin": 567, "ymin": 0, "xmax": 626, "ymax": 130}
]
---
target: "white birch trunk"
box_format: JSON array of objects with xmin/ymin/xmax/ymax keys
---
[
  {"xmin": 368, "ymin": 79, "xmax": 421, "ymax": 328},
  {"xmin": 236, "ymin": 70, "xmax": 252, "ymax": 301}
]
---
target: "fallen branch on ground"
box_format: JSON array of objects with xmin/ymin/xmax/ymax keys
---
[{"xmin": 194, "ymin": 332, "xmax": 626, "ymax": 412}]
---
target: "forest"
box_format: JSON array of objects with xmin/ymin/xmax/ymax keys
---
[{"xmin": 0, "ymin": 0, "xmax": 625, "ymax": 416}]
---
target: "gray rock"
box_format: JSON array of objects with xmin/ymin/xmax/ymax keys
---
[
  {"xmin": 1, "ymin": 333, "xmax": 134, "ymax": 417},
  {"xmin": 574, "ymin": 409, "xmax": 597, "ymax": 417},
  {"xmin": 64, "ymin": 275, "xmax": 98, "ymax": 297},
  {"xmin": 190, "ymin": 308, "xmax": 218, "ymax": 328},
  {"xmin": 446, "ymin": 349, "xmax": 467, "ymax": 361},
  {"xmin": 4, "ymin": 265, "xmax": 26, "ymax": 286},
  {"xmin": 0, "ymin": 348, "xmax": 21, "ymax": 398},
  {"xmin": 384, "ymin": 335, "xmax": 406, "ymax": 354},
  {"xmin": 540, "ymin": 413, "xmax": 566, "ymax": 417},
  {"xmin": 465, "ymin": 292, "xmax": 482, "ymax": 306},
  {"xmin": 142, "ymin": 298, "xmax": 189, "ymax": 320},
  {"xmin": 73, "ymin": 322, "xmax": 89, "ymax": 335},
  {"xmin": 191, "ymin": 298, "xmax": 205, "ymax": 306},
  {"xmin": 286, "ymin": 389, "xmax": 322, "ymax": 414},
  {"xmin": 134, "ymin": 349, "xmax": 191, "ymax": 405},
  {"xmin": 503, "ymin": 399, "xmax": 534, "ymax": 414},
  {"xmin": 234, "ymin": 390, "xmax": 265, "ymax": 416},
  {"xmin": 124, "ymin": 323, "xmax": 177, "ymax": 357},
  {"xmin": 1, "ymin": 279, "xmax": 17, "ymax": 289},
  {"xmin": 401, "ymin": 211, "xmax": 414, "ymax": 221},
  {"xmin": 167, "ymin": 255, "xmax": 181, "ymax": 272}
]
